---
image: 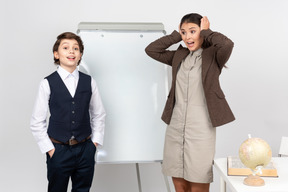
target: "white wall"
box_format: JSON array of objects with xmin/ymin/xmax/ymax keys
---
[{"xmin": 1, "ymin": 0, "xmax": 288, "ymax": 191}]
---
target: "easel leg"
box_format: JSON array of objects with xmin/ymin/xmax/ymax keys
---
[
  {"xmin": 136, "ymin": 162, "xmax": 171, "ymax": 192},
  {"xmin": 160, "ymin": 161, "xmax": 171, "ymax": 192},
  {"xmin": 136, "ymin": 163, "xmax": 142, "ymax": 192},
  {"xmin": 163, "ymin": 175, "xmax": 171, "ymax": 192}
]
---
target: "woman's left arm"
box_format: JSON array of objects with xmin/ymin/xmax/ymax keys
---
[{"xmin": 200, "ymin": 16, "xmax": 234, "ymax": 68}]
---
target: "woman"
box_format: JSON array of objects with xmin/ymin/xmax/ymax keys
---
[{"xmin": 145, "ymin": 13, "xmax": 235, "ymax": 192}]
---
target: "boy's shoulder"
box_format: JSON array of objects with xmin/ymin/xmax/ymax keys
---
[
  {"xmin": 45, "ymin": 71, "xmax": 58, "ymax": 80},
  {"xmin": 79, "ymin": 71, "xmax": 92, "ymax": 82},
  {"xmin": 79, "ymin": 71, "xmax": 91, "ymax": 78}
]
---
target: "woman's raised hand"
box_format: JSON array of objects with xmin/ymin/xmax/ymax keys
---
[{"xmin": 201, "ymin": 16, "xmax": 210, "ymax": 30}]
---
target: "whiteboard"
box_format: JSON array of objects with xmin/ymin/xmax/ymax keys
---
[{"xmin": 78, "ymin": 23, "xmax": 168, "ymax": 163}]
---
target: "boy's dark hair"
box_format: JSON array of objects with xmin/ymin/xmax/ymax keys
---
[
  {"xmin": 180, "ymin": 13, "xmax": 203, "ymax": 28},
  {"xmin": 53, "ymin": 32, "xmax": 84, "ymax": 65}
]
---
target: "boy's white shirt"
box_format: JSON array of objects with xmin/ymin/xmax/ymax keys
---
[{"xmin": 30, "ymin": 66, "xmax": 106, "ymax": 153}]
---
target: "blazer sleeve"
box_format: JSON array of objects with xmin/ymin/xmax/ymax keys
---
[
  {"xmin": 201, "ymin": 29, "xmax": 234, "ymax": 69},
  {"xmin": 145, "ymin": 30, "xmax": 182, "ymax": 66}
]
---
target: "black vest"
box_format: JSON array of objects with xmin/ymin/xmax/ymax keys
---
[{"xmin": 46, "ymin": 71, "xmax": 92, "ymax": 142}]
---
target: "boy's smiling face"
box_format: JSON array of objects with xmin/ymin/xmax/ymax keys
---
[{"xmin": 54, "ymin": 39, "xmax": 82, "ymax": 72}]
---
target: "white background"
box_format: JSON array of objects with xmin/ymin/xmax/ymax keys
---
[{"xmin": 1, "ymin": 0, "xmax": 288, "ymax": 191}]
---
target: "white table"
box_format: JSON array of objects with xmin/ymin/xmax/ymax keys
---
[{"xmin": 214, "ymin": 157, "xmax": 288, "ymax": 192}]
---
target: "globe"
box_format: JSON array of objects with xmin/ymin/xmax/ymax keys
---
[{"xmin": 238, "ymin": 135, "xmax": 272, "ymax": 186}]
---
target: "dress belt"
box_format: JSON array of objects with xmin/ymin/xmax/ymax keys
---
[{"xmin": 50, "ymin": 136, "xmax": 91, "ymax": 146}]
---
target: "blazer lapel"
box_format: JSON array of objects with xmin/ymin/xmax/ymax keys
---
[
  {"xmin": 201, "ymin": 49, "xmax": 213, "ymax": 82},
  {"xmin": 173, "ymin": 47, "xmax": 190, "ymax": 72}
]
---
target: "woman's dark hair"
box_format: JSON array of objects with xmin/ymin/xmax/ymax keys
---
[
  {"xmin": 180, "ymin": 13, "xmax": 212, "ymax": 49},
  {"xmin": 53, "ymin": 32, "xmax": 84, "ymax": 65},
  {"xmin": 180, "ymin": 13, "xmax": 203, "ymax": 28}
]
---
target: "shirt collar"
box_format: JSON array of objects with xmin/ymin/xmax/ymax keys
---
[
  {"xmin": 191, "ymin": 48, "xmax": 203, "ymax": 57},
  {"xmin": 57, "ymin": 66, "xmax": 79, "ymax": 80}
]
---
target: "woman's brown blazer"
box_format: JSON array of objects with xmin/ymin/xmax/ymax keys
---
[{"xmin": 145, "ymin": 29, "xmax": 235, "ymax": 127}]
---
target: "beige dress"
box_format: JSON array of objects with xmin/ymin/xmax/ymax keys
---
[{"xmin": 162, "ymin": 48, "xmax": 216, "ymax": 183}]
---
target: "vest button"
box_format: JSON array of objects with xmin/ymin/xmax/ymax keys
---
[
  {"xmin": 72, "ymin": 121, "xmax": 75, "ymax": 124},
  {"xmin": 72, "ymin": 111, "xmax": 75, "ymax": 114},
  {"xmin": 72, "ymin": 101, "xmax": 75, "ymax": 104}
]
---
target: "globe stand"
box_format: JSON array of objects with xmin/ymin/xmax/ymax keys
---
[
  {"xmin": 243, "ymin": 166, "xmax": 265, "ymax": 186},
  {"xmin": 243, "ymin": 174, "xmax": 265, "ymax": 186}
]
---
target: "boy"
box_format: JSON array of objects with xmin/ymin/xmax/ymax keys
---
[{"xmin": 30, "ymin": 32, "xmax": 106, "ymax": 192}]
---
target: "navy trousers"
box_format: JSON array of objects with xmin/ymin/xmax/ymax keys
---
[{"xmin": 46, "ymin": 139, "xmax": 96, "ymax": 192}]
